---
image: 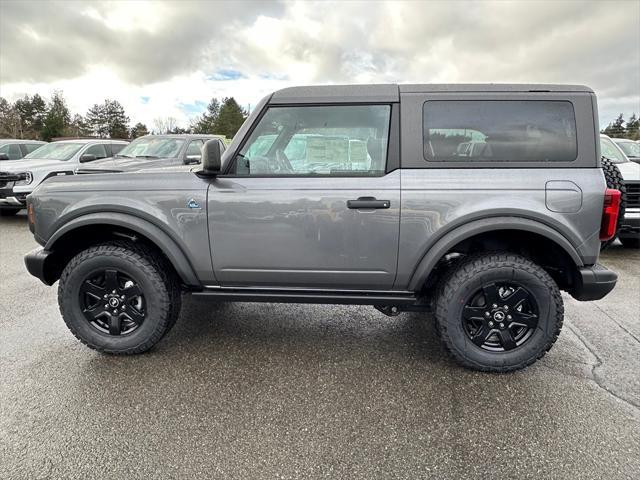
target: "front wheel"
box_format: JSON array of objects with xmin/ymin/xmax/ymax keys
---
[
  {"xmin": 435, "ymin": 253, "xmax": 563, "ymax": 372},
  {"xmin": 58, "ymin": 242, "xmax": 181, "ymax": 354}
]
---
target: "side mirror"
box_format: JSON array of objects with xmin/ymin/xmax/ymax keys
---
[
  {"xmin": 201, "ymin": 139, "xmax": 221, "ymax": 175},
  {"xmin": 80, "ymin": 153, "xmax": 97, "ymax": 162},
  {"xmin": 185, "ymin": 154, "xmax": 201, "ymax": 165},
  {"xmin": 0, "ymin": 153, "xmax": 9, "ymax": 161}
]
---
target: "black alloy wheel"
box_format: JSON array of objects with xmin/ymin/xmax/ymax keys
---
[
  {"xmin": 79, "ymin": 268, "xmax": 146, "ymax": 336},
  {"xmin": 462, "ymin": 282, "xmax": 539, "ymax": 352}
]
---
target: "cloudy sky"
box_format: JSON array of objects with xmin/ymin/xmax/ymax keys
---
[{"xmin": 1, "ymin": 0, "xmax": 638, "ymax": 129}]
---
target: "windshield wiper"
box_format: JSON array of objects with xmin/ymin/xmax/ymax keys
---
[
  {"xmin": 135, "ymin": 155, "xmax": 161, "ymax": 159},
  {"xmin": 115, "ymin": 154, "xmax": 134, "ymax": 158}
]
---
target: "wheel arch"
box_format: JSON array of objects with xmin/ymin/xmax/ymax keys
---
[
  {"xmin": 43, "ymin": 212, "xmax": 201, "ymax": 288},
  {"xmin": 408, "ymin": 216, "xmax": 584, "ymax": 292}
]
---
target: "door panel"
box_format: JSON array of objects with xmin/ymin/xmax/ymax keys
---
[{"xmin": 207, "ymin": 171, "xmax": 400, "ymax": 288}]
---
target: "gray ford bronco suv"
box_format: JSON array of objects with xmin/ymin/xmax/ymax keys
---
[{"xmin": 24, "ymin": 84, "xmax": 620, "ymax": 372}]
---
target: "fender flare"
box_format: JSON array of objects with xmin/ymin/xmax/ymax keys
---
[
  {"xmin": 45, "ymin": 212, "xmax": 201, "ymax": 287},
  {"xmin": 407, "ymin": 216, "xmax": 584, "ymax": 291}
]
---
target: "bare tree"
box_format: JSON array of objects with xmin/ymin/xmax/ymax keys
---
[{"xmin": 153, "ymin": 116, "xmax": 177, "ymax": 134}]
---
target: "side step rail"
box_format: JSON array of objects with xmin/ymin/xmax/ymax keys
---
[{"xmin": 192, "ymin": 287, "xmax": 420, "ymax": 306}]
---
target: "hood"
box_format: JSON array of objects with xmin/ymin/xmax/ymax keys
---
[
  {"xmin": 0, "ymin": 158, "xmax": 69, "ymax": 172},
  {"xmin": 77, "ymin": 155, "xmax": 181, "ymax": 173},
  {"xmin": 617, "ymin": 160, "xmax": 640, "ymax": 182}
]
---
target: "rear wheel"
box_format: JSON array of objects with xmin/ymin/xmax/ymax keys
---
[
  {"xmin": 435, "ymin": 252, "xmax": 563, "ymax": 372},
  {"xmin": 58, "ymin": 242, "xmax": 181, "ymax": 354}
]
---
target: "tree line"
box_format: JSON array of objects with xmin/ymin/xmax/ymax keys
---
[
  {"xmin": 601, "ymin": 113, "xmax": 640, "ymax": 140},
  {"xmin": 0, "ymin": 91, "xmax": 247, "ymax": 141}
]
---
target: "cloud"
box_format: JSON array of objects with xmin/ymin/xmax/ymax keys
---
[{"xmin": 1, "ymin": 0, "xmax": 638, "ymax": 128}]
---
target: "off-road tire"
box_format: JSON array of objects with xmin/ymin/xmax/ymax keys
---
[
  {"xmin": 435, "ymin": 252, "xmax": 564, "ymax": 372},
  {"xmin": 0, "ymin": 208, "xmax": 20, "ymax": 216},
  {"xmin": 601, "ymin": 157, "xmax": 627, "ymax": 249},
  {"xmin": 58, "ymin": 241, "xmax": 181, "ymax": 354}
]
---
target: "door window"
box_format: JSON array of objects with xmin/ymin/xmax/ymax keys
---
[
  {"xmin": 0, "ymin": 143, "xmax": 23, "ymax": 160},
  {"xmin": 83, "ymin": 144, "xmax": 108, "ymax": 160},
  {"xmin": 232, "ymin": 105, "xmax": 391, "ymax": 176}
]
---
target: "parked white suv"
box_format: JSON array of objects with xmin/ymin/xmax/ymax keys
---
[
  {"xmin": 600, "ymin": 134, "xmax": 640, "ymax": 247},
  {"xmin": 0, "ymin": 139, "xmax": 128, "ymax": 216}
]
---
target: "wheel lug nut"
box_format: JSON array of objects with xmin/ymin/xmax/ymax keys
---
[
  {"xmin": 507, "ymin": 315, "xmax": 512, "ymax": 320},
  {"xmin": 121, "ymin": 305, "xmax": 125, "ymax": 310},
  {"xmin": 112, "ymin": 290, "xmax": 116, "ymax": 294},
  {"xmin": 504, "ymin": 306, "xmax": 509, "ymax": 311},
  {"xmin": 492, "ymin": 304, "xmax": 497, "ymax": 309},
  {"xmin": 485, "ymin": 312, "xmax": 490, "ymax": 317},
  {"xmin": 488, "ymin": 321, "xmax": 494, "ymax": 327},
  {"xmin": 104, "ymin": 304, "xmax": 108, "ymax": 308},
  {"xmin": 500, "ymin": 323, "xmax": 505, "ymax": 328},
  {"xmin": 103, "ymin": 294, "xmax": 107, "ymax": 299}
]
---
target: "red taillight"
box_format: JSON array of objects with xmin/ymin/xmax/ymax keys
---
[{"xmin": 600, "ymin": 188, "xmax": 621, "ymax": 241}]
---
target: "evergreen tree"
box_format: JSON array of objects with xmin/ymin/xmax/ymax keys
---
[
  {"xmin": 213, "ymin": 97, "xmax": 246, "ymax": 138},
  {"xmin": 626, "ymin": 113, "xmax": 639, "ymax": 140},
  {"xmin": 104, "ymin": 100, "xmax": 130, "ymax": 139},
  {"xmin": 130, "ymin": 122, "xmax": 149, "ymax": 138},
  {"xmin": 86, "ymin": 100, "xmax": 130, "ymax": 138},
  {"xmin": 67, "ymin": 114, "xmax": 90, "ymax": 137},
  {"xmin": 41, "ymin": 91, "xmax": 71, "ymax": 141},
  {"xmin": 0, "ymin": 97, "xmax": 20, "ymax": 138},
  {"xmin": 603, "ymin": 114, "xmax": 626, "ymax": 138},
  {"xmin": 192, "ymin": 98, "xmax": 220, "ymax": 134},
  {"xmin": 86, "ymin": 103, "xmax": 108, "ymax": 138}
]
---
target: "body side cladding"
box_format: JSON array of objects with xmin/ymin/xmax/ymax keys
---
[
  {"xmin": 406, "ymin": 216, "xmax": 584, "ymax": 291},
  {"xmin": 45, "ymin": 212, "xmax": 201, "ymax": 287}
]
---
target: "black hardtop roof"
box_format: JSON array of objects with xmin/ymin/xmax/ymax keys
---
[{"xmin": 270, "ymin": 83, "xmax": 594, "ymax": 104}]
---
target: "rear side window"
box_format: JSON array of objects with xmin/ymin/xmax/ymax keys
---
[
  {"xmin": 0, "ymin": 143, "xmax": 23, "ymax": 160},
  {"xmin": 423, "ymin": 100, "xmax": 577, "ymax": 163}
]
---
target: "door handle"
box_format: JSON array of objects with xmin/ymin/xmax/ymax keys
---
[{"xmin": 347, "ymin": 197, "xmax": 391, "ymax": 209}]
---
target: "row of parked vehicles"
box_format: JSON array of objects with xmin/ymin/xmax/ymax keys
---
[{"xmin": 0, "ymin": 134, "xmax": 226, "ymax": 216}]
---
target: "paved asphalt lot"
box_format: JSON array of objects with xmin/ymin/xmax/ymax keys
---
[{"xmin": 1, "ymin": 212, "xmax": 639, "ymax": 480}]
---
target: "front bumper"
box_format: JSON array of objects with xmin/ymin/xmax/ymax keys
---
[
  {"xmin": 0, "ymin": 195, "xmax": 26, "ymax": 207},
  {"xmin": 570, "ymin": 264, "xmax": 618, "ymax": 301},
  {"xmin": 24, "ymin": 247, "xmax": 57, "ymax": 285},
  {"xmin": 619, "ymin": 209, "xmax": 640, "ymax": 238},
  {"xmin": 0, "ymin": 183, "xmax": 27, "ymax": 208}
]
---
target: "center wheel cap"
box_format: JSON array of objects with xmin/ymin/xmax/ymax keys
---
[
  {"xmin": 108, "ymin": 297, "xmax": 120, "ymax": 308},
  {"xmin": 493, "ymin": 311, "xmax": 505, "ymax": 322}
]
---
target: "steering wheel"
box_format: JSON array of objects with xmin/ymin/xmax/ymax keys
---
[{"xmin": 275, "ymin": 149, "xmax": 294, "ymax": 173}]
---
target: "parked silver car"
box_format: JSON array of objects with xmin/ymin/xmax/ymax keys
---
[
  {"xmin": 0, "ymin": 139, "xmax": 127, "ymax": 215},
  {"xmin": 613, "ymin": 137, "xmax": 640, "ymax": 163},
  {"xmin": 0, "ymin": 139, "xmax": 47, "ymax": 161}
]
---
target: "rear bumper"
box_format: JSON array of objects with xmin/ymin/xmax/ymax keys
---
[
  {"xmin": 24, "ymin": 247, "xmax": 56, "ymax": 285},
  {"xmin": 570, "ymin": 264, "xmax": 617, "ymax": 301}
]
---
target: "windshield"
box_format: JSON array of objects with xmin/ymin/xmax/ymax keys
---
[
  {"xmin": 24, "ymin": 142, "xmax": 84, "ymax": 161},
  {"xmin": 615, "ymin": 140, "xmax": 640, "ymax": 158},
  {"xmin": 116, "ymin": 137, "xmax": 184, "ymax": 159},
  {"xmin": 600, "ymin": 137, "xmax": 627, "ymax": 164}
]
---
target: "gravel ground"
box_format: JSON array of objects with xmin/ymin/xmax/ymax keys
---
[{"xmin": 1, "ymin": 212, "xmax": 639, "ymax": 479}]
